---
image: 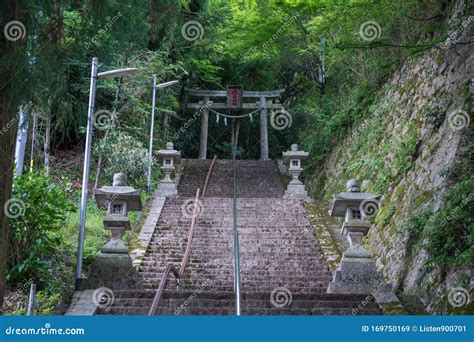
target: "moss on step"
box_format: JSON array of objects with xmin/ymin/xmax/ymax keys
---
[
  {"xmin": 305, "ymin": 202, "xmax": 341, "ymax": 272},
  {"xmin": 128, "ymin": 197, "xmax": 154, "ymax": 266}
]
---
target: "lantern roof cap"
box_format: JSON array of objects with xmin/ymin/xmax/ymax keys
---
[
  {"xmin": 93, "ymin": 173, "xmax": 142, "ymax": 211},
  {"xmin": 329, "ymin": 192, "xmax": 380, "ymax": 217},
  {"xmin": 93, "ymin": 187, "xmax": 142, "ymax": 211},
  {"xmin": 282, "ymin": 144, "xmax": 308, "ymax": 165},
  {"xmin": 156, "ymin": 142, "xmax": 181, "ymax": 164}
]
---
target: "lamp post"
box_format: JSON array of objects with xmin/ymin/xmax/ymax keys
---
[
  {"xmin": 147, "ymin": 76, "xmax": 178, "ymax": 194},
  {"xmin": 75, "ymin": 57, "xmax": 138, "ymax": 288}
]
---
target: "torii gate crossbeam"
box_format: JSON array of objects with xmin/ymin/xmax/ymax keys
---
[{"xmin": 186, "ymin": 88, "xmax": 285, "ymax": 160}]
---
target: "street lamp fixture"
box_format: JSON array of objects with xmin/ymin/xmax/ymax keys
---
[{"xmin": 98, "ymin": 67, "xmax": 139, "ymax": 80}]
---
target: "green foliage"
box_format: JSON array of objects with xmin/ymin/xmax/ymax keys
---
[
  {"xmin": 377, "ymin": 204, "xmax": 396, "ymax": 228},
  {"xmin": 93, "ymin": 130, "xmax": 151, "ymax": 188},
  {"xmin": 4, "ymin": 289, "xmax": 62, "ymax": 315},
  {"xmin": 4, "ymin": 0, "xmax": 468, "ymax": 314},
  {"xmin": 33, "ymin": 291, "xmax": 62, "ymax": 315},
  {"xmin": 402, "ymin": 179, "xmax": 474, "ymax": 268},
  {"xmin": 402, "ymin": 206, "xmax": 433, "ymax": 244},
  {"xmin": 210, "ymin": 141, "xmax": 245, "ymax": 159},
  {"xmin": 423, "ymin": 179, "xmax": 474, "ymax": 267},
  {"xmin": 63, "ymin": 197, "xmax": 108, "ymax": 267},
  {"xmin": 185, "ymin": 58, "xmax": 223, "ymax": 86},
  {"xmin": 7, "ymin": 171, "xmax": 76, "ymax": 284}
]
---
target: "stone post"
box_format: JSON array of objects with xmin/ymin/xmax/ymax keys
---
[
  {"xmin": 199, "ymin": 96, "xmax": 209, "ymax": 159},
  {"xmin": 259, "ymin": 96, "xmax": 269, "ymax": 160}
]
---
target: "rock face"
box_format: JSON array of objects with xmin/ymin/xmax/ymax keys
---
[
  {"xmin": 96, "ymin": 159, "xmax": 382, "ymax": 315},
  {"xmin": 308, "ymin": 8, "xmax": 473, "ymax": 313}
]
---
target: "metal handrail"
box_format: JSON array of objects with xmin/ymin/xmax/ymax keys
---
[
  {"xmin": 231, "ymin": 142, "xmax": 241, "ymax": 315},
  {"xmin": 148, "ymin": 157, "xmax": 217, "ymax": 315},
  {"xmin": 179, "ymin": 187, "xmax": 200, "ymax": 277},
  {"xmin": 147, "ymin": 264, "xmax": 179, "ymax": 315},
  {"xmin": 148, "ymin": 188, "xmax": 199, "ymax": 315},
  {"xmin": 201, "ymin": 155, "xmax": 217, "ymax": 199}
]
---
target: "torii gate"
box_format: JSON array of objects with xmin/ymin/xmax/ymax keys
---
[{"xmin": 186, "ymin": 88, "xmax": 285, "ymax": 160}]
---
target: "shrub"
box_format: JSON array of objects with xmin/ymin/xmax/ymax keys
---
[
  {"xmin": 401, "ymin": 179, "xmax": 473, "ymax": 267},
  {"xmin": 7, "ymin": 171, "xmax": 76, "ymax": 285},
  {"xmin": 93, "ymin": 130, "xmax": 151, "ymax": 188},
  {"xmin": 423, "ymin": 179, "xmax": 474, "ymax": 267}
]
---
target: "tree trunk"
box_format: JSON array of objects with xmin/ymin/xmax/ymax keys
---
[
  {"xmin": 0, "ymin": 0, "xmax": 25, "ymax": 312},
  {"xmin": 0, "ymin": 97, "xmax": 16, "ymax": 314}
]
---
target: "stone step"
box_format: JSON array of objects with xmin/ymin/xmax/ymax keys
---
[
  {"xmin": 109, "ymin": 297, "xmax": 379, "ymax": 310},
  {"xmin": 139, "ymin": 265, "xmax": 331, "ymax": 272},
  {"xmin": 98, "ymin": 306, "xmax": 382, "ymax": 315},
  {"xmin": 108, "ymin": 290, "xmax": 376, "ymax": 301},
  {"xmin": 177, "ymin": 160, "xmax": 285, "ymax": 198},
  {"xmin": 96, "ymin": 290, "xmax": 382, "ymax": 316},
  {"xmin": 143, "ymin": 285, "xmax": 332, "ymax": 294}
]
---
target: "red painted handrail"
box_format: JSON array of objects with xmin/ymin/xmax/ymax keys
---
[
  {"xmin": 200, "ymin": 155, "xmax": 217, "ymax": 199},
  {"xmin": 148, "ymin": 157, "xmax": 217, "ymax": 315}
]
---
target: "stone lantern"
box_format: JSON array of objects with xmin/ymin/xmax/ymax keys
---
[
  {"xmin": 94, "ymin": 173, "xmax": 142, "ymax": 253},
  {"xmin": 327, "ymin": 179, "xmax": 384, "ymax": 294},
  {"xmin": 83, "ymin": 173, "xmax": 143, "ymax": 290},
  {"xmin": 282, "ymin": 144, "xmax": 309, "ymax": 200},
  {"xmin": 156, "ymin": 142, "xmax": 181, "ymax": 197}
]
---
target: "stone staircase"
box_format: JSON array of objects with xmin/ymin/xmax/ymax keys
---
[
  {"xmin": 96, "ymin": 159, "xmax": 382, "ymax": 315},
  {"xmin": 178, "ymin": 159, "xmax": 285, "ymax": 198}
]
